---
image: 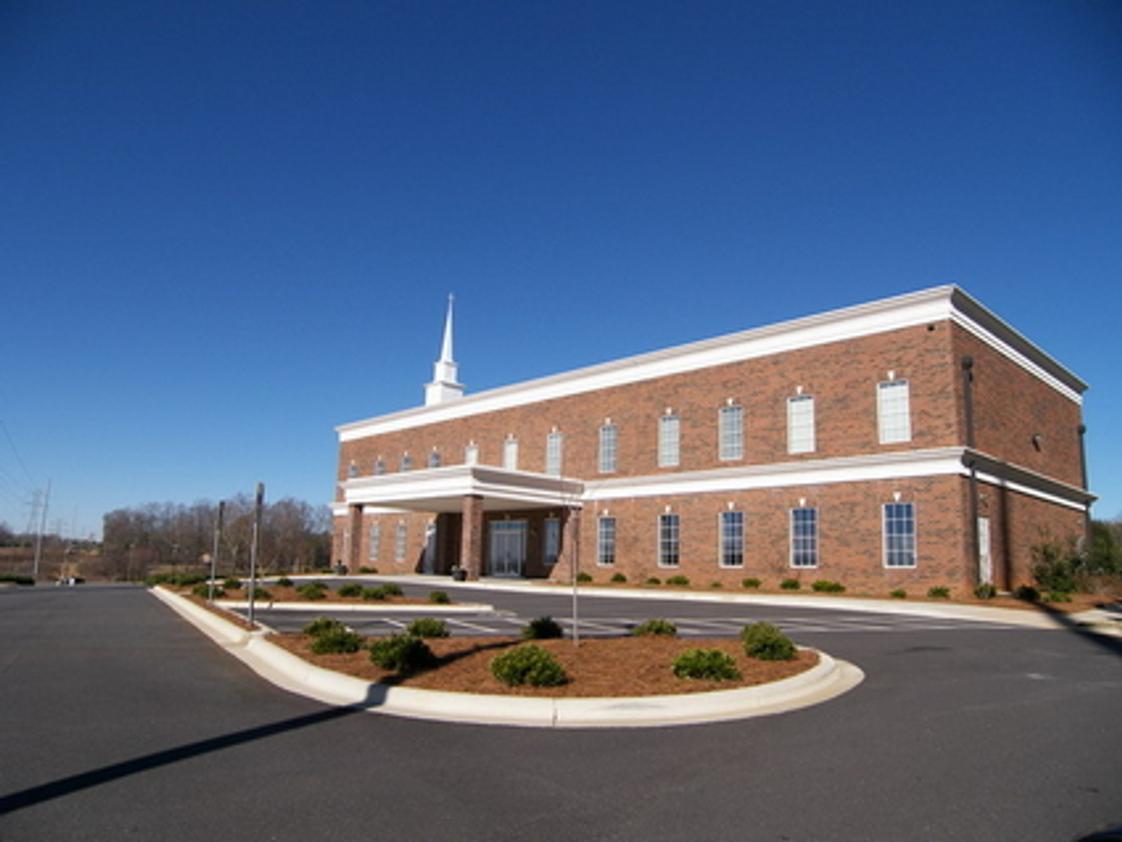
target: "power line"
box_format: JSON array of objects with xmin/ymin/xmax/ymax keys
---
[{"xmin": 0, "ymin": 420, "xmax": 36, "ymax": 488}]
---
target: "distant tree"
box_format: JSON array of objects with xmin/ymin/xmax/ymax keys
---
[{"xmin": 0, "ymin": 521, "xmax": 14, "ymax": 547}]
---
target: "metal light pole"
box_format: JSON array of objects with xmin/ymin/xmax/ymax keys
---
[
  {"xmin": 570, "ymin": 503, "xmax": 580, "ymax": 648},
  {"xmin": 247, "ymin": 483, "xmax": 264, "ymax": 627},
  {"xmin": 208, "ymin": 500, "xmax": 225, "ymax": 602}
]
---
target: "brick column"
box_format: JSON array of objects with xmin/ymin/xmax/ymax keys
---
[
  {"xmin": 560, "ymin": 506, "xmax": 582, "ymax": 583},
  {"xmin": 461, "ymin": 495, "xmax": 484, "ymax": 581},
  {"xmin": 346, "ymin": 504, "xmax": 364, "ymax": 572}
]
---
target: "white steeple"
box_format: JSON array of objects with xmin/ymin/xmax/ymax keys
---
[{"xmin": 424, "ymin": 294, "xmax": 463, "ymax": 406}]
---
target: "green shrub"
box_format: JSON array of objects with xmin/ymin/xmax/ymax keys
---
[
  {"xmin": 0, "ymin": 574, "xmax": 35, "ymax": 586},
  {"xmin": 741, "ymin": 622, "xmax": 797, "ymax": 661},
  {"xmin": 369, "ymin": 635, "xmax": 435, "ymax": 672},
  {"xmin": 1032, "ymin": 540, "xmax": 1078, "ymax": 594},
  {"xmin": 491, "ymin": 644, "xmax": 567, "ymax": 687},
  {"xmin": 890, "ymin": 588, "xmax": 907, "ymax": 599},
  {"xmin": 1045, "ymin": 590, "xmax": 1072, "ymax": 603},
  {"xmin": 223, "ymin": 577, "xmax": 242, "ymax": 590},
  {"xmin": 927, "ymin": 586, "xmax": 951, "ymax": 599},
  {"xmin": 380, "ymin": 583, "xmax": 404, "ymax": 597},
  {"xmin": 406, "ymin": 617, "xmax": 449, "ymax": 638},
  {"xmin": 609, "ymin": 572, "xmax": 627, "ymax": 583},
  {"xmin": 672, "ymin": 648, "xmax": 741, "ymax": 681},
  {"xmin": 311, "ymin": 626, "xmax": 363, "ymax": 654},
  {"xmin": 645, "ymin": 577, "xmax": 662, "ymax": 586},
  {"xmin": 338, "ymin": 583, "xmax": 363, "ymax": 598},
  {"xmin": 296, "ymin": 582, "xmax": 327, "ymax": 600},
  {"xmin": 252, "ymin": 587, "xmax": 272, "ymax": 601},
  {"xmin": 147, "ymin": 572, "xmax": 207, "ymax": 587},
  {"xmin": 709, "ymin": 581, "xmax": 723, "ymax": 589},
  {"xmin": 665, "ymin": 574, "xmax": 690, "ymax": 586},
  {"xmin": 358, "ymin": 565, "xmax": 377, "ymax": 574},
  {"xmin": 973, "ymin": 583, "xmax": 997, "ymax": 600},
  {"xmin": 780, "ymin": 578, "xmax": 801, "ymax": 590},
  {"xmin": 576, "ymin": 572, "xmax": 593, "ymax": 583},
  {"xmin": 361, "ymin": 586, "xmax": 386, "ymax": 601},
  {"xmin": 276, "ymin": 576, "xmax": 294, "ymax": 588},
  {"xmin": 303, "ymin": 616, "xmax": 346, "ymax": 637},
  {"xmin": 632, "ymin": 618, "xmax": 678, "ymax": 637},
  {"xmin": 741, "ymin": 577, "xmax": 761, "ymax": 589},
  {"xmin": 192, "ymin": 583, "xmax": 225, "ymax": 599},
  {"xmin": 1014, "ymin": 584, "xmax": 1040, "ymax": 602},
  {"xmin": 522, "ymin": 616, "xmax": 564, "ymax": 640},
  {"xmin": 811, "ymin": 579, "xmax": 845, "ymax": 593},
  {"xmin": 428, "ymin": 590, "xmax": 450, "ymax": 604}
]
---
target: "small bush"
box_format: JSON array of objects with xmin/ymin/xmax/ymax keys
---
[
  {"xmin": 927, "ymin": 586, "xmax": 951, "ymax": 599},
  {"xmin": 361, "ymin": 587, "xmax": 386, "ymax": 601},
  {"xmin": 428, "ymin": 590, "xmax": 450, "ymax": 604},
  {"xmin": 0, "ymin": 574, "xmax": 34, "ymax": 586},
  {"xmin": 741, "ymin": 577, "xmax": 761, "ymax": 589},
  {"xmin": 276, "ymin": 576, "xmax": 294, "ymax": 588},
  {"xmin": 665, "ymin": 574, "xmax": 690, "ymax": 586},
  {"xmin": 358, "ymin": 565, "xmax": 376, "ymax": 574},
  {"xmin": 780, "ymin": 578, "xmax": 801, "ymax": 590},
  {"xmin": 522, "ymin": 616, "xmax": 564, "ymax": 640},
  {"xmin": 632, "ymin": 618, "xmax": 678, "ymax": 637},
  {"xmin": 1032, "ymin": 540, "xmax": 1078, "ymax": 594},
  {"xmin": 576, "ymin": 572, "xmax": 593, "ymax": 583},
  {"xmin": 709, "ymin": 581, "xmax": 723, "ymax": 589},
  {"xmin": 811, "ymin": 579, "xmax": 845, "ymax": 593},
  {"xmin": 303, "ymin": 616, "xmax": 347, "ymax": 637},
  {"xmin": 223, "ymin": 577, "xmax": 242, "ymax": 590},
  {"xmin": 380, "ymin": 583, "xmax": 404, "ymax": 597},
  {"xmin": 311, "ymin": 626, "xmax": 363, "ymax": 654},
  {"xmin": 406, "ymin": 617, "xmax": 449, "ymax": 638},
  {"xmin": 672, "ymin": 648, "xmax": 741, "ymax": 681},
  {"xmin": 369, "ymin": 635, "xmax": 435, "ymax": 672},
  {"xmin": 491, "ymin": 644, "xmax": 567, "ymax": 687},
  {"xmin": 1045, "ymin": 591, "xmax": 1072, "ymax": 604},
  {"xmin": 741, "ymin": 622, "xmax": 797, "ymax": 661},
  {"xmin": 252, "ymin": 587, "xmax": 272, "ymax": 601},
  {"xmin": 890, "ymin": 588, "xmax": 907, "ymax": 599},
  {"xmin": 973, "ymin": 583, "xmax": 997, "ymax": 600},
  {"xmin": 1014, "ymin": 584, "xmax": 1040, "ymax": 602},
  {"xmin": 609, "ymin": 572, "xmax": 627, "ymax": 583},
  {"xmin": 645, "ymin": 577, "xmax": 662, "ymax": 586},
  {"xmin": 338, "ymin": 583, "xmax": 363, "ymax": 598},
  {"xmin": 296, "ymin": 582, "xmax": 327, "ymax": 600},
  {"xmin": 192, "ymin": 583, "xmax": 224, "ymax": 599}
]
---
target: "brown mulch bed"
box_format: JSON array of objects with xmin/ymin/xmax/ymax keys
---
[
  {"xmin": 270, "ymin": 633, "xmax": 818, "ymax": 698},
  {"xmin": 179, "ymin": 592, "xmax": 257, "ymax": 630},
  {"xmin": 187, "ymin": 584, "xmax": 441, "ymax": 607}
]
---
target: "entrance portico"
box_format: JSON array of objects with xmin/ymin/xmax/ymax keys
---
[{"xmin": 339, "ymin": 465, "xmax": 583, "ymax": 580}]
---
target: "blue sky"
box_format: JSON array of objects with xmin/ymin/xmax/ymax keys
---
[{"xmin": 1, "ymin": 0, "xmax": 1119, "ymax": 538}]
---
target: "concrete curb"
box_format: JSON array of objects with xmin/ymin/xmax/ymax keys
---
[
  {"xmin": 151, "ymin": 586, "xmax": 865, "ymax": 729},
  {"xmin": 364, "ymin": 574, "xmax": 1094, "ymax": 630},
  {"xmin": 215, "ymin": 600, "xmax": 495, "ymax": 614}
]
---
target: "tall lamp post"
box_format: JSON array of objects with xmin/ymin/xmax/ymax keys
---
[{"xmin": 247, "ymin": 483, "xmax": 264, "ymax": 627}]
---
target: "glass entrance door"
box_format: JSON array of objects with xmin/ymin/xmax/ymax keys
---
[{"xmin": 489, "ymin": 520, "xmax": 527, "ymax": 577}]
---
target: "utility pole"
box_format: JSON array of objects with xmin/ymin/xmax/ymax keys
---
[
  {"xmin": 247, "ymin": 483, "xmax": 264, "ymax": 627},
  {"xmin": 208, "ymin": 500, "xmax": 225, "ymax": 602},
  {"xmin": 32, "ymin": 479, "xmax": 50, "ymax": 580}
]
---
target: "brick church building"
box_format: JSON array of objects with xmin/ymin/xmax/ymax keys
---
[{"xmin": 332, "ymin": 287, "xmax": 1092, "ymax": 593}]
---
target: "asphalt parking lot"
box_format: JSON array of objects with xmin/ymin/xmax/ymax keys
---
[{"xmin": 3, "ymin": 583, "xmax": 1121, "ymax": 842}]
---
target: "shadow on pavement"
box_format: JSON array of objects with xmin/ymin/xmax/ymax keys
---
[{"xmin": 1034, "ymin": 600, "xmax": 1122, "ymax": 659}]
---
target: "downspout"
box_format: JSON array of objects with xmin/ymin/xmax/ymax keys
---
[{"xmin": 962, "ymin": 356, "xmax": 981, "ymax": 585}]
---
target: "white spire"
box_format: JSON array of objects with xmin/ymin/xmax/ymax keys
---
[{"xmin": 424, "ymin": 294, "xmax": 463, "ymax": 406}]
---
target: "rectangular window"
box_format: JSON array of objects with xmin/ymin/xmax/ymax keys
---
[
  {"xmin": 543, "ymin": 517, "xmax": 560, "ymax": 566},
  {"xmin": 464, "ymin": 443, "xmax": 479, "ymax": 465},
  {"xmin": 658, "ymin": 414, "xmax": 680, "ymax": 467},
  {"xmin": 598, "ymin": 424, "xmax": 618, "ymax": 473},
  {"xmin": 503, "ymin": 437, "xmax": 518, "ymax": 470},
  {"xmin": 877, "ymin": 380, "xmax": 912, "ymax": 444},
  {"xmin": 787, "ymin": 395, "xmax": 816, "ymax": 454},
  {"xmin": 400, "ymin": 454, "xmax": 413, "ymax": 472},
  {"xmin": 597, "ymin": 516, "xmax": 616, "ymax": 566},
  {"xmin": 883, "ymin": 502, "xmax": 917, "ymax": 568},
  {"xmin": 546, "ymin": 431, "xmax": 563, "ymax": 476},
  {"xmin": 374, "ymin": 457, "xmax": 386, "ymax": 476},
  {"xmin": 427, "ymin": 450, "xmax": 441, "ymax": 468},
  {"xmin": 658, "ymin": 513, "xmax": 680, "ymax": 567},
  {"xmin": 368, "ymin": 523, "xmax": 380, "ymax": 562},
  {"xmin": 790, "ymin": 508, "xmax": 819, "ymax": 568},
  {"xmin": 719, "ymin": 510, "xmax": 744, "ymax": 567},
  {"xmin": 719, "ymin": 405, "xmax": 744, "ymax": 460},
  {"xmin": 394, "ymin": 522, "xmax": 407, "ymax": 562},
  {"xmin": 346, "ymin": 461, "xmax": 358, "ymax": 478}
]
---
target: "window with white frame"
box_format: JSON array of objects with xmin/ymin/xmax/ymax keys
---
[
  {"xmin": 546, "ymin": 431, "xmax": 563, "ymax": 476},
  {"xmin": 503, "ymin": 436, "xmax": 518, "ymax": 470},
  {"xmin": 400, "ymin": 453, "xmax": 413, "ymax": 472},
  {"xmin": 877, "ymin": 380, "xmax": 912, "ymax": 444},
  {"xmin": 394, "ymin": 522, "xmax": 407, "ymax": 562},
  {"xmin": 718, "ymin": 404, "xmax": 744, "ymax": 460},
  {"xmin": 598, "ymin": 423, "xmax": 618, "ymax": 473},
  {"xmin": 787, "ymin": 395, "xmax": 815, "ymax": 454},
  {"xmin": 659, "ymin": 413, "xmax": 680, "ymax": 467},
  {"xmin": 597, "ymin": 516, "xmax": 616, "ymax": 566},
  {"xmin": 883, "ymin": 502, "xmax": 917, "ymax": 567},
  {"xmin": 719, "ymin": 510, "xmax": 744, "ymax": 567},
  {"xmin": 374, "ymin": 456, "xmax": 386, "ymax": 476},
  {"xmin": 347, "ymin": 460, "xmax": 358, "ymax": 478},
  {"xmin": 427, "ymin": 450, "xmax": 441, "ymax": 468},
  {"xmin": 368, "ymin": 522, "xmax": 380, "ymax": 562},
  {"xmin": 464, "ymin": 443, "xmax": 479, "ymax": 465},
  {"xmin": 658, "ymin": 513, "xmax": 680, "ymax": 567},
  {"xmin": 543, "ymin": 517, "xmax": 560, "ymax": 566},
  {"xmin": 790, "ymin": 508, "xmax": 818, "ymax": 568}
]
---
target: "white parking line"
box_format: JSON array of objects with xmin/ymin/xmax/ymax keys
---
[{"xmin": 446, "ymin": 618, "xmax": 503, "ymax": 634}]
